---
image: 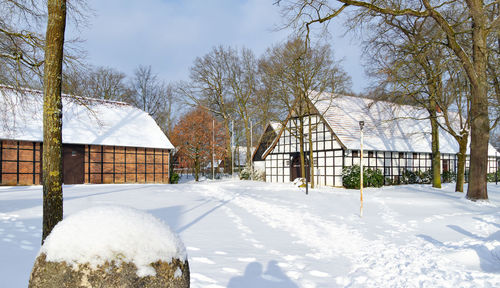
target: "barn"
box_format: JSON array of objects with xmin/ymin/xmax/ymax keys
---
[
  {"xmin": 0, "ymin": 86, "xmax": 173, "ymax": 185},
  {"xmin": 256, "ymin": 93, "xmax": 499, "ymax": 187}
]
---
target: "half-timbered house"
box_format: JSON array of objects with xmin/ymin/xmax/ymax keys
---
[
  {"xmin": 258, "ymin": 93, "xmax": 499, "ymax": 187},
  {"xmin": 0, "ymin": 86, "xmax": 173, "ymax": 185}
]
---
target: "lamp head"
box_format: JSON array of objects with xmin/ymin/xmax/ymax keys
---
[{"xmin": 359, "ymin": 121, "xmax": 365, "ymax": 130}]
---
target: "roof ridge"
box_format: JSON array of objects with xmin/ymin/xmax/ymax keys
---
[{"xmin": 0, "ymin": 85, "xmax": 131, "ymax": 107}]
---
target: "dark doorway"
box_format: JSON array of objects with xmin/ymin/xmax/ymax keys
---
[
  {"xmin": 443, "ymin": 159, "xmax": 450, "ymax": 172},
  {"xmin": 63, "ymin": 144, "xmax": 85, "ymax": 184},
  {"xmin": 290, "ymin": 153, "xmax": 310, "ymax": 182}
]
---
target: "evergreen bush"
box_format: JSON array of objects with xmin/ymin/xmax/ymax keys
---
[
  {"xmin": 170, "ymin": 172, "xmax": 180, "ymax": 184},
  {"xmin": 401, "ymin": 169, "xmax": 418, "ymax": 184},
  {"xmin": 239, "ymin": 165, "xmax": 265, "ymax": 181},
  {"xmin": 442, "ymin": 171, "xmax": 456, "ymax": 183},
  {"xmin": 342, "ymin": 165, "xmax": 384, "ymax": 189},
  {"xmin": 365, "ymin": 168, "xmax": 384, "ymax": 187},
  {"xmin": 487, "ymin": 170, "xmax": 500, "ymax": 182},
  {"xmin": 416, "ymin": 170, "xmax": 432, "ymax": 184}
]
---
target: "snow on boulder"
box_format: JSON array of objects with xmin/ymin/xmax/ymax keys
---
[{"xmin": 28, "ymin": 206, "xmax": 189, "ymax": 288}]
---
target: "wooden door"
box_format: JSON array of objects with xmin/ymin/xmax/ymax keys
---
[
  {"xmin": 290, "ymin": 153, "xmax": 310, "ymax": 182},
  {"xmin": 63, "ymin": 144, "xmax": 84, "ymax": 184}
]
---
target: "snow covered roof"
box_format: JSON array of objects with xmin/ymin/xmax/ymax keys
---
[
  {"xmin": 266, "ymin": 92, "xmax": 497, "ymax": 156},
  {"xmin": 253, "ymin": 121, "xmax": 282, "ymax": 162},
  {"xmin": 313, "ymin": 93, "xmax": 498, "ymax": 156},
  {"xmin": 0, "ymin": 86, "xmax": 174, "ymax": 149}
]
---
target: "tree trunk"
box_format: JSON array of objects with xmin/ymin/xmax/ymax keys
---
[
  {"xmin": 194, "ymin": 154, "xmax": 200, "ymax": 181},
  {"xmin": 244, "ymin": 117, "xmax": 252, "ymax": 166},
  {"xmin": 430, "ymin": 109, "xmax": 442, "ymax": 188},
  {"xmin": 466, "ymin": 4, "xmax": 489, "ymax": 200},
  {"xmin": 308, "ymin": 114, "xmax": 315, "ymax": 188},
  {"xmin": 467, "ymin": 85, "xmax": 489, "ymax": 200},
  {"xmin": 223, "ymin": 118, "xmax": 232, "ymax": 174},
  {"xmin": 456, "ymin": 137, "xmax": 468, "ymax": 192},
  {"xmin": 42, "ymin": 0, "xmax": 66, "ymax": 243},
  {"xmin": 299, "ymin": 118, "xmax": 306, "ymax": 180}
]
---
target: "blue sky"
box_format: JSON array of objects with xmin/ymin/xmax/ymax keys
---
[{"xmin": 69, "ymin": 0, "xmax": 367, "ymax": 93}]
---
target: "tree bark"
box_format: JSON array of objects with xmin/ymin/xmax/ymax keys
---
[
  {"xmin": 299, "ymin": 117, "xmax": 306, "ymax": 180},
  {"xmin": 456, "ymin": 137, "xmax": 468, "ymax": 193},
  {"xmin": 223, "ymin": 117, "xmax": 232, "ymax": 174},
  {"xmin": 244, "ymin": 117, "xmax": 252, "ymax": 166},
  {"xmin": 466, "ymin": 0, "xmax": 489, "ymax": 200},
  {"xmin": 430, "ymin": 108, "xmax": 442, "ymax": 189},
  {"xmin": 308, "ymin": 114, "xmax": 315, "ymax": 188},
  {"xmin": 42, "ymin": 0, "xmax": 66, "ymax": 242},
  {"xmin": 194, "ymin": 153, "xmax": 200, "ymax": 181}
]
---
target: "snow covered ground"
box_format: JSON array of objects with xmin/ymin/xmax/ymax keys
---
[{"xmin": 1, "ymin": 178, "xmax": 499, "ymax": 287}]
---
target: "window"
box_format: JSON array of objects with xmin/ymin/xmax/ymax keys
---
[
  {"xmin": 413, "ymin": 153, "xmax": 418, "ymax": 159},
  {"xmin": 384, "ymin": 167, "xmax": 391, "ymax": 176},
  {"xmin": 352, "ymin": 150, "xmax": 359, "ymax": 157},
  {"xmin": 443, "ymin": 159, "xmax": 450, "ymax": 172},
  {"xmin": 399, "ymin": 152, "xmax": 405, "ymax": 159},
  {"xmin": 368, "ymin": 151, "xmax": 374, "ymax": 158}
]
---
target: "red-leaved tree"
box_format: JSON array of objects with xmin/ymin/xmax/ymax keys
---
[{"xmin": 171, "ymin": 107, "xmax": 226, "ymax": 181}]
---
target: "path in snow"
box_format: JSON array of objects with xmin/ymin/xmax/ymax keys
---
[
  {"xmin": 193, "ymin": 181, "xmax": 500, "ymax": 287},
  {"xmin": 0, "ymin": 180, "xmax": 499, "ymax": 288}
]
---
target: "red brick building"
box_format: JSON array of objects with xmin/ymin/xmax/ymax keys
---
[{"xmin": 0, "ymin": 87, "xmax": 174, "ymax": 185}]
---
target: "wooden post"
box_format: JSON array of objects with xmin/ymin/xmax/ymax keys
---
[
  {"xmin": 359, "ymin": 121, "xmax": 364, "ymax": 217},
  {"xmin": 212, "ymin": 119, "xmax": 215, "ymax": 180}
]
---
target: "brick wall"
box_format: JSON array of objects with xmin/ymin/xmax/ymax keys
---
[
  {"xmin": 0, "ymin": 140, "xmax": 170, "ymax": 185},
  {"xmin": 0, "ymin": 140, "xmax": 42, "ymax": 185},
  {"xmin": 84, "ymin": 145, "xmax": 170, "ymax": 184}
]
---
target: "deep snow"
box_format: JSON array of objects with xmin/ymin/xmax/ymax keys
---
[{"xmin": 0, "ymin": 179, "xmax": 499, "ymax": 287}]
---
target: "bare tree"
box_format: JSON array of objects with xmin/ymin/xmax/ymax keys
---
[
  {"xmin": 260, "ymin": 37, "xmax": 351, "ymax": 188},
  {"xmin": 0, "ymin": 0, "xmax": 89, "ymax": 89},
  {"xmin": 279, "ymin": 0, "xmax": 499, "ymax": 200},
  {"xmin": 363, "ymin": 15, "xmax": 449, "ymax": 189},
  {"xmin": 85, "ymin": 66, "xmax": 128, "ymax": 101},
  {"xmin": 181, "ymin": 46, "xmax": 234, "ymax": 173},
  {"xmin": 127, "ymin": 65, "xmax": 174, "ymax": 134},
  {"xmin": 42, "ymin": 0, "xmax": 66, "ymax": 242},
  {"xmin": 224, "ymin": 47, "xmax": 260, "ymax": 164},
  {"xmin": 0, "ymin": 0, "xmax": 45, "ymax": 87}
]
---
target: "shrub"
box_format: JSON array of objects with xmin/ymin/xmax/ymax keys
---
[
  {"xmin": 239, "ymin": 166, "xmax": 251, "ymax": 180},
  {"xmin": 487, "ymin": 170, "xmax": 500, "ymax": 182},
  {"xmin": 342, "ymin": 165, "xmax": 361, "ymax": 189},
  {"xmin": 365, "ymin": 168, "xmax": 384, "ymax": 188},
  {"xmin": 170, "ymin": 172, "xmax": 180, "ymax": 184},
  {"xmin": 401, "ymin": 169, "xmax": 418, "ymax": 184},
  {"xmin": 442, "ymin": 171, "xmax": 456, "ymax": 183},
  {"xmin": 384, "ymin": 177, "xmax": 394, "ymax": 186},
  {"xmin": 416, "ymin": 170, "xmax": 432, "ymax": 184},
  {"xmin": 239, "ymin": 165, "xmax": 265, "ymax": 181},
  {"xmin": 342, "ymin": 165, "xmax": 384, "ymax": 189}
]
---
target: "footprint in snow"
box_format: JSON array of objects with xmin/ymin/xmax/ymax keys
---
[
  {"xmin": 222, "ymin": 267, "xmax": 239, "ymax": 274},
  {"xmin": 309, "ymin": 270, "xmax": 330, "ymax": 277},
  {"xmin": 237, "ymin": 257, "xmax": 257, "ymax": 262},
  {"xmin": 191, "ymin": 257, "xmax": 215, "ymax": 264}
]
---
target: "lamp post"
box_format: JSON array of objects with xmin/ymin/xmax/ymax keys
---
[
  {"xmin": 231, "ymin": 120, "xmax": 234, "ymax": 178},
  {"xmin": 359, "ymin": 121, "xmax": 364, "ymax": 217},
  {"xmin": 250, "ymin": 119, "xmax": 253, "ymax": 181},
  {"xmin": 212, "ymin": 119, "xmax": 215, "ymax": 180}
]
